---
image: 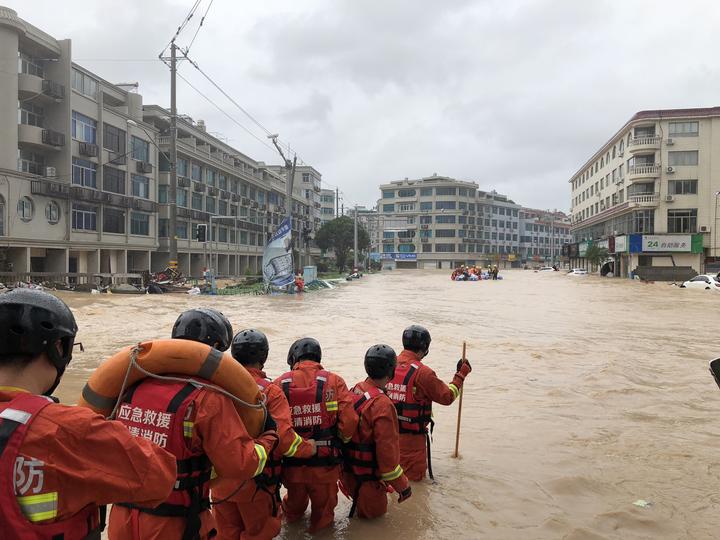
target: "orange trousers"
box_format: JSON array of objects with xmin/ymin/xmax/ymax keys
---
[
  {"xmin": 399, "ymin": 433, "xmax": 429, "ymax": 481},
  {"xmin": 282, "ymin": 481, "xmax": 338, "ymax": 533},
  {"xmin": 213, "ymin": 489, "xmax": 280, "ymax": 540},
  {"xmin": 340, "ymin": 472, "xmax": 388, "ymax": 519}
]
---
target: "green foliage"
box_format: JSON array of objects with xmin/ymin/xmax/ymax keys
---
[
  {"xmin": 314, "ymin": 216, "xmax": 370, "ymax": 271},
  {"xmin": 584, "ymin": 244, "xmax": 609, "ymax": 271}
]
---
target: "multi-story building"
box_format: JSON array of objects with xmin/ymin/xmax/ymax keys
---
[
  {"xmin": 377, "ymin": 175, "xmax": 522, "ymax": 269},
  {"xmin": 319, "ymin": 188, "xmax": 335, "ymax": 224},
  {"xmin": 0, "ymin": 6, "xmax": 323, "ymax": 279},
  {"xmin": 518, "ymin": 209, "xmax": 572, "ymax": 265},
  {"xmin": 569, "ymin": 107, "xmax": 720, "ymax": 277},
  {"xmin": 0, "ymin": 6, "xmax": 159, "ymax": 277}
]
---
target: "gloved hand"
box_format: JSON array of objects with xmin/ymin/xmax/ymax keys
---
[
  {"xmin": 398, "ymin": 486, "xmax": 412, "ymax": 503},
  {"xmin": 306, "ymin": 438, "xmax": 318, "ymax": 456},
  {"xmin": 455, "ymin": 358, "xmax": 472, "ymax": 380},
  {"xmin": 263, "ymin": 410, "xmax": 277, "ymax": 432}
]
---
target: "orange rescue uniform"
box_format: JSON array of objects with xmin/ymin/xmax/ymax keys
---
[
  {"xmin": 394, "ymin": 350, "xmax": 465, "ymax": 481},
  {"xmin": 0, "ymin": 388, "xmax": 176, "ymax": 534},
  {"xmin": 213, "ymin": 367, "xmax": 314, "ymax": 540},
  {"xmin": 109, "ymin": 387, "xmax": 270, "ymax": 540},
  {"xmin": 341, "ymin": 379, "xmax": 410, "ymax": 519},
  {"xmin": 273, "ymin": 361, "xmax": 358, "ymax": 533}
]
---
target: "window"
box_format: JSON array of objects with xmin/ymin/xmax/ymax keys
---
[
  {"xmin": 398, "ymin": 243, "xmax": 415, "ymax": 253},
  {"xmin": 436, "ymin": 229, "xmax": 455, "ymax": 237},
  {"xmin": 103, "ymin": 208, "xmax": 125, "ymax": 234},
  {"xmin": 130, "ymin": 212, "xmax": 150, "ymax": 235},
  {"xmin": 103, "ymin": 124, "xmax": 126, "ymax": 154},
  {"xmin": 383, "ymin": 231, "xmax": 395, "ymax": 239},
  {"xmin": 420, "ymin": 188, "xmax": 433, "ymax": 196},
  {"xmin": 72, "ymin": 204, "xmax": 96, "ymax": 231},
  {"xmin": 383, "ymin": 204, "xmax": 395, "ymax": 213},
  {"xmin": 159, "ymin": 185, "xmax": 168, "ymax": 203},
  {"xmin": 19, "ymin": 102, "xmax": 44, "ymax": 127},
  {"xmin": 219, "ymin": 227, "xmax": 228, "ymax": 243},
  {"xmin": 422, "ymin": 244, "xmax": 432, "ymax": 253},
  {"xmin": 382, "ymin": 243, "xmax": 394, "ymax": 253},
  {"xmin": 192, "ymin": 163, "xmax": 202, "ymax": 182},
  {"xmin": 420, "ymin": 202, "xmax": 432, "ymax": 211},
  {"xmin": 219, "ymin": 200, "xmax": 228, "ymax": 216},
  {"xmin": 668, "ymin": 151, "xmax": 698, "ymax": 166},
  {"xmin": 103, "ymin": 166, "xmax": 125, "ymax": 194},
  {"xmin": 420, "ymin": 215, "xmax": 432, "ymax": 224},
  {"xmin": 436, "ymin": 215, "xmax": 456, "ymax": 224},
  {"xmin": 131, "ymin": 175, "xmax": 149, "ymax": 199},
  {"xmin": 632, "ymin": 210, "xmax": 654, "ymax": 234},
  {"xmin": 0, "ymin": 196, "xmax": 4, "ymax": 236},
  {"xmin": 436, "ymin": 187, "xmax": 457, "ymax": 196},
  {"xmin": 45, "ymin": 201, "xmax": 60, "ymax": 224},
  {"xmin": 177, "ymin": 189, "xmax": 188, "ymax": 207},
  {"xmin": 19, "ymin": 53, "xmax": 44, "ymax": 77},
  {"xmin": 382, "ymin": 190, "xmax": 395, "ymax": 199},
  {"xmin": 17, "ymin": 197, "xmax": 34, "ymax": 221},
  {"xmin": 71, "ymin": 69, "xmax": 97, "ymax": 98},
  {"xmin": 667, "ymin": 209, "xmax": 697, "ymax": 233},
  {"xmin": 206, "ymin": 169, "xmax": 216, "ymax": 187},
  {"xmin": 398, "ymin": 189, "xmax": 416, "ymax": 198},
  {"xmin": 435, "ymin": 201, "xmax": 456, "ymax": 210},
  {"xmin": 669, "ymin": 122, "xmax": 698, "ymax": 137},
  {"xmin": 71, "ymin": 111, "xmax": 96, "ymax": 143},
  {"xmin": 458, "ymin": 215, "xmax": 467, "ymax": 224},
  {"xmin": 302, "ymin": 173, "xmax": 310, "ymax": 183},
  {"xmin": 419, "ymin": 229, "xmax": 432, "ymax": 238},
  {"xmin": 458, "ymin": 188, "xmax": 468, "ymax": 197},
  {"xmin": 131, "ymin": 136, "xmax": 149, "ymax": 162},
  {"xmin": 459, "ymin": 202, "xmax": 467, "ymax": 210},
  {"xmin": 176, "ymin": 222, "xmax": 188, "ymax": 239},
  {"xmin": 398, "ymin": 203, "xmax": 415, "ymax": 212},
  {"xmin": 668, "ymin": 180, "xmax": 698, "ymax": 195},
  {"xmin": 206, "ymin": 197, "xmax": 216, "ymax": 214},
  {"xmin": 177, "ymin": 158, "xmax": 188, "ymax": 177},
  {"xmin": 192, "ymin": 193, "xmax": 203, "ymax": 211},
  {"xmin": 435, "ymin": 243, "xmax": 456, "ymax": 252},
  {"xmin": 18, "ymin": 149, "xmax": 44, "ymax": 175},
  {"xmin": 72, "ymin": 158, "xmax": 97, "ymax": 188},
  {"xmin": 219, "ymin": 175, "xmax": 228, "ymax": 191}
]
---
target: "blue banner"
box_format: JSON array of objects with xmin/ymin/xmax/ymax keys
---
[
  {"xmin": 262, "ymin": 217, "xmax": 294, "ymax": 287},
  {"xmin": 380, "ymin": 252, "xmax": 417, "ymax": 261}
]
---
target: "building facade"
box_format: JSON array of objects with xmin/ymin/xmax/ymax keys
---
[
  {"xmin": 569, "ymin": 107, "xmax": 720, "ymax": 277},
  {"xmin": 377, "ymin": 175, "xmax": 525, "ymax": 269},
  {"xmin": 319, "ymin": 188, "xmax": 335, "ymax": 224},
  {"xmin": 0, "ymin": 7, "xmax": 323, "ymax": 279},
  {"xmin": 518, "ymin": 209, "xmax": 572, "ymax": 265}
]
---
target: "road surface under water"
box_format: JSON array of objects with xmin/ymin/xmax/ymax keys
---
[{"xmin": 55, "ymin": 269, "xmax": 720, "ymax": 540}]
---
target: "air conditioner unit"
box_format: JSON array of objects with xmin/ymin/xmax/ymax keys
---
[
  {"xmin": 666, "ymin": 138, "xmax": 674, "ymax": 145},
  {"xmin": 665, "ymin": 195, "xmax": 674, "ymax": 202},
  {"xmin": 700, "ymin": 225, "xmax": 709, "ymax": 232},
  {"xmin": 44, "ymin": 166, "xmax": 56, "ymax": 177},
  {"xmin": 666, "ymin": 166, "xmax": 675, "ymax": 173}
]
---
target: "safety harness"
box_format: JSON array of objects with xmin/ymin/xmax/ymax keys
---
[{"xmin": 0, "ymin": 393, "xmax": 106, "ymax": 540}]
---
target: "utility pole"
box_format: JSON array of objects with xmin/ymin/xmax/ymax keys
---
[
  {"xmin": 353, "ymin": 205, "xmax": 359, "ymax": 269},
  {"xmin": 335, "ymin": 186, "xmax": 339, "ymax": 218},
  {"xmin": 168, "ymin": 42, "xmax": 178, "ymax": 271}
]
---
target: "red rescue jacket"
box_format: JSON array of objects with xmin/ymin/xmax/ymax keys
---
[
  {"xmin": 114, "ymin": 379, "xmax": 213, "ymax": 539},
  {"xmin": 0, "ymin": 393, "xmax": 104, "ymax": 540},
  {"xmin": 278, "ymin": 369, "xmax": 342, "ymax": 467},
  {"xmin": 387, "ymin": 362, "xmax": 432, "ymax": 435},
  {"xmin": 343, "ymin": 387, "xmax": 383, "ymax": 482}
]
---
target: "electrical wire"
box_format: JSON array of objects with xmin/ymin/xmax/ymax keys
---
[
  {"xmin": 183, "ymin": 0, "xmax": 214, "ymax": 57},
  {"xmin": 160, "ymin": 0, "xmax": 202, "ymax": 56}
]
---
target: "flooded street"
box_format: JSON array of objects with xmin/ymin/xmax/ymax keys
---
[{"xmin": 56, "ymin": 270, "xmax": 720, "ymax": 540}]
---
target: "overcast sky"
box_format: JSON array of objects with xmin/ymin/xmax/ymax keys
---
[{"xmin": 7, "ymin": 0, "xmax": 720, "ymax": 210}]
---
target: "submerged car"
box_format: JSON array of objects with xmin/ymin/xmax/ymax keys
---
[
  {"xmin": 567, "ymin": 268, "xmax": 588, "ymax": 276},
  {"xmin": 680, "ymin": 274, "xmax": 720, "ymax": 291}
]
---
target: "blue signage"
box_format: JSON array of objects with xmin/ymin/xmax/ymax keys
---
[{"xmin": 379, "ymin": 253, "xmax": 417, "ymax": 261}]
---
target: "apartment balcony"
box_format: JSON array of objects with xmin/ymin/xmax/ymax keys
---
[
  {"xmin": 18, "ymin": 124, "xmax": 65, "ymax": 150},
  {"xmin": 628, "ymin": 192, "xmax": 660, "ymax": 207},
  {"xmin": 627, "ymin": 164, "xmax": 661, "ymax": 182},
  {"xmin": 628, "ymin": 135, "xmax": 661, "ymax": 154},
  {"xmin": 18, "ymin": 73, "xmax": 65, "ymax": 102}
]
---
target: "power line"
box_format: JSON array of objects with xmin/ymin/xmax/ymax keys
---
[
  {"xmin": 160, "ymin": 0, "xmax": 202, "ymax": 57},
  {"xmin": 183, "ymin": 0, "xmax": 214, "ymax": 56}
]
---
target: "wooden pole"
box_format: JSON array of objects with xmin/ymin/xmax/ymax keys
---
[{"xmin": 453, "ymin": 341, "xmax": 466, "ymax": 458}]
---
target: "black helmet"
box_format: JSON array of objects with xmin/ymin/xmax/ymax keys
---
[
  {"xmin": 402, "ymin": 324, "xmax": 431, "ymax": 354},
  {"xmin": 231, "ymin": 329, "xmax": 269, "ymax": 365},
  {"xmin": 287, "ymin": 337, "xmax": 322, "ymax": 366},
  {"xmin": 172, "ymin": 308, "xmax": 231, "ymax": 351},
  {"xmin": 0, "ymin": 289, "xmax": 77, "ymax": 395},
  {"xmin": 206, "ymin": 308, "xmax": 233, "ymax": 350},
  {"xmin": 364, "ymin": 344, "xmax": 397, "ymax": 380}
]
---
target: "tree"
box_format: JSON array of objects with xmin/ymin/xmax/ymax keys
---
[
  {"xmin": 584, "ymin": 244, "xmax": 609, "ymax": 272},
  {"xmin": 314, "ymin": 216, "xmax": 370, "ymax": 271}
]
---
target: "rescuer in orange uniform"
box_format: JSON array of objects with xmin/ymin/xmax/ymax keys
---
[
  {"xmin": 341, "ymin": 344, "xmax": 411, "ymax": 519},
  {"xmin": 0, "ymin": 289, "xmax": 178, "ymax": 539},
  {"xmin": 387, "ymin": 325, "xmax": 472, "ymax": 481},
  {"xmin": 274, "ymin": 337, "xmax": 358, "ymax": 533},
  {"xmin": 109, "ymin": 309, "xmax": 279, "ymax": 540},
  {"xmin": 214, "ymin": 329, "xmax": 317, "ymax": 540}
]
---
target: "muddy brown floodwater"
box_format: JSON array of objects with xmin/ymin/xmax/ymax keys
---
[{"xmin": 54, "ymin": 269, "xmax": 720, "ymax": 540}]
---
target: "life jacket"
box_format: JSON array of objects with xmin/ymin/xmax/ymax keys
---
[
  {"xmin": 386, "ymin": 362, "xmax": 432, "ymax": 435},
  {"xmin": 343, "ymin": 387, "xmax": 383, "ymax": 482},
  {"xmin": 0, "ymin": 393, "xmax": 105, "ymax": 540},
  {"xmin": 114, "ymin": 378, "xmax": 213, "ymax": 540},
  {"xmin": 280, "ymin": 369, "xmax": 342, "ymax": 467}
]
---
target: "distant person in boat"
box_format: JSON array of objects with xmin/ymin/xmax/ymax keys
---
[
  {"xmin": 341, "ymin": 344, "xmax": 411, "ymax": 519},
  {"xmin": 0, "ymin": 289, "xmax": 177, "ymax": 539},
  {"xmin": 108, "ymin": 309, "xmax": 279, "ymax": 540},
  {"xmin": 386, "ymin": 325, "xmax": 472, "ymax": 481}
]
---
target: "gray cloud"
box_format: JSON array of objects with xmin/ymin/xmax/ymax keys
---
[{"xmin": 6, "ymin": 0, "xmax": 720, "ymax": 210}]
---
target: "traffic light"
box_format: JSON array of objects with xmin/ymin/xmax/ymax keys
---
[{"xmin": 196, "ymin": 224, "xmax": 207, "ymax": 242}]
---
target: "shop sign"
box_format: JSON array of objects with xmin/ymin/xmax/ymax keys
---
[
  {"xmin": 613, "ymin": 235, "xmax": 627, "ymax": 253},
  {"xmin": 579, "ymin": 241, "xmax": 590, "ymax": 257},
  {"xmin": 642, "ymin": 235, "xmax": 691, "ymax": 252},
  {"xmin": 597, "ymin": 239, "xmax": 609, "ymax": 250},
  {"xmin": 380, "ymin": 252, "xmax": 417, "ymax": 260}
]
